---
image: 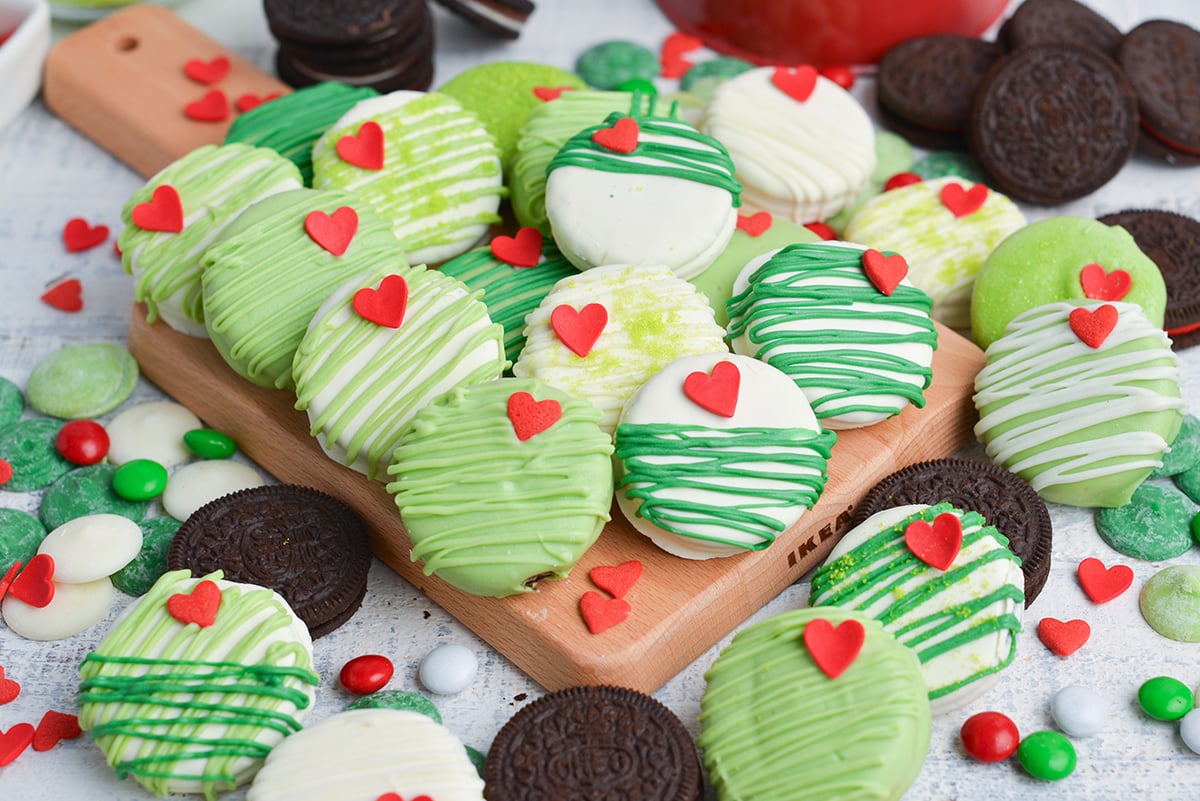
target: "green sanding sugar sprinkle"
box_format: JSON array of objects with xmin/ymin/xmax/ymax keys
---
[{"xmin": 345, "ymin": 690, "xmax": 441, "ymax": 723}]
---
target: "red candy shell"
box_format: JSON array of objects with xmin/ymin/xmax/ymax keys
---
[
  {"xmin": 961, "ymin": 711, "xmax": 1020, "ymax": 762},
  {"xmin": 55, "ymin": 419, "xmax": 110, "ymax": 466},
  {"xmin": 339, "ymin": 654, "xmax": 395, "ymax": 695}
]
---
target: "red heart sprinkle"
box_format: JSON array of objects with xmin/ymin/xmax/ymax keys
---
[
  {"xmin": 904, "ymin": 513, "xmax": 963, "ymax": 571},
  {"xmin": 580, "ymin": 591, "xmax": 631, "ymax": 634},
  {"xmin": 353, "ymin": 275, "xmax": 408, "ymax": 328},
  {"xmin": 305, "ymin": 206, "xmax": 359, "ymax": 257},
  {"xmin": 0, "ymin": 666, "xmax": 19, "ymax": 705},
  {"xmin": 819, "ymin": 64, "xmax": 855, "ymax": 90},
  {"xmin": 184, "ymin": 89, "xmax": 230, "ymax": 122},
  {"xmin": 9, "ymin": 554, "xmax": 55, "ymax": 608},
  {"xmin": 337, "ymin": 121, "xmax": 385, "ymax": 170},
  {"xmin": 803, "ymin": 617, "xmax": 865, "ymax": 679},
  {"xmin": 660, "ymin": 53, "xmax": 693, "ymax": 79},
  {"xmin": 62, "ymin": 218, "xmax": 109, "ymax": 252},
  {"xmin": 0, "ymin": 723, "xmax": 34, "ymax": 767},
  {"xmin": 1077, "ymin": 557, "xmax": 1134, "ymax": 604},
  {"xmin": 131, "ymin": 185, "xmax": 184, "ymax": 233},
  {"xmin": 804, "ymin": 221, "xmax": 837, "ymax": 241},
  {"xmin": 32, "ymin": 710, "xmax": 81, "ymax": 751},
  {"xmin": 592, "ymin": 117, "xmax": 639, "ymax": 154},
  {"xmin": 589, "ymin": 561, "xmax": 643, "ymax": 599},
  {"xmin": 1069, "ymin": 304, "xmax": 1118, "ymax": 348},
  {"xmin": 235, "ymin": 92, "xmax": 282, "ymax": 113},
  {"xmin": 532, "ymin": 86, "xmax": 574, "ymax": 102},
  {"xmin": 662, "ymin": 31, "xmax": 702, "ymax": 60},
  {"xmin": 551, "ymin": 303, "xmax": 608, "ymax": 357},
  {"xmin": 183, "ymin": 55, "xmax": 230, "ymax": 85},
  {"xmin": 683, "ymin": 360, "xmax": 741, "ymax": 418},
  {"xmin": 884, "ymin": 172, "xmax": 922, "ymax": 192},
  {"xmin": 861, "ymin": 249, "xmax": 908, "ymax": 296},
  {"xmin": 0, "ymin": 561, "xmax": 20, "ymax": 599},
  {"xmin": 736, "ymin": 211, "xmax": 772, "ymax": 237},
  {"xmin": 772, "ymin": 65, "xmax": 819, "ymax": 102},
  {"xmin": 507, "ymin": 391, "xmax": 563, "ymax": 441},
  {"xmin": 41, "ymin": 278, "xmax": 84, "ymax": 313},
  {"xmin": 939, "ymin": 182, "xmax": 988, "ymax": 218},
  {"xmin": 1037, "ymin": 617, "xmax": 1090, "ymax": 657},
  {"xmin": 167, "ymin": 579, "xmax": 222, "ymax": 627},
  {"xmin": 491, "ymin": 227, "xmax": 543, "ymax": 268},
  {"xmin": 1079, "ymin": 263, "xmax": 1132, "ymax": 301},
  {"xmin": 376, "ymin": 795, "xmax": 433, "ymax": 801}
]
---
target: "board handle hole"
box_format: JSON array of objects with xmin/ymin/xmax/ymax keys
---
[{"xmin": 115, "ymin": 35, "xmax": 138, "ymax": 52}]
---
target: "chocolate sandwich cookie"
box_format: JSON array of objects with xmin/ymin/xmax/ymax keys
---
[
  {"xmin": 166, "ymin": 484, "xmax": 372, "ymax": 638},
  {"xmin": 433, "ymin": 0, "xmax": 535, "ymax": 39},
  {"xmin": 876, "ymin": 35, "xmax": 1001, "ymax": 151},
  {"xmin": 849, "ymin": 457, "xmax": 1053, "ymax": 606},
  {"xmin": 1098, "ymin": 209, "xmax": 1200, "ymax": 350},
  {"xmin": 1118, "ymin": 20, "xmax": 1200, "ymax": 166},
  {"xmin": 970, "ymin": 44, "xmax": 1138, "ymax": 205},
  {"xmin": 998, "ymin": 0, "xmax": 1123, "ymax": 58},
  {"xmin": 485, "ymin": 685, "xmax": 703, "ymax": 801}
]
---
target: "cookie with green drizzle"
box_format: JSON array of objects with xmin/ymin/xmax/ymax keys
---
[
  {"xmin": 810, "ymin": 503, "xmax": 1025, "ymax": 714},
  {"xmin": 119, "ymin": 143, "xmax": 304, "ymax": 338},
  {"xmin": 78, "ymin": 570, "xmax": 319, "ymax": 800},
  {"xmin": 727, "ymin": 242, "xmax": 938, "ymax": 429},
  {"xmin": 615, "ymin": 352, "xmax": 835, "ymax": 559},
  {"xmin": 544, "ymin": 108, "xmax": 742, "ymax": 279}
]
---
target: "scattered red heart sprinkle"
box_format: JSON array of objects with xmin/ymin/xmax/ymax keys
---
[
  {"xmin": 1069, "ymin": 304, "xmax": 1118, "ymax": 349},
  {"xmin": 589, "ymin": 561, "xmax": 643, "ymax": 599},
  {"xmin": 1077, "ymin": 558, "xmax": 1134, "ymax": 604},
  {"xmin": 305, "ymin": 206, "xmax": 359, "ymax": 257},
  {"xmin": 884, "ymin": 172, "xmax": 923, "ymax": 192},
  {"xmin": 580, "ymin": 590, "xmax": 631, "ymax": 634},
  {"xmin": 803, "ymin": 617, "xmax": 865, "ymax": 679},
  {"xmin": 507, "ymin": 391, "xmax": 562, "ymax": 441},
  {"xmin": 772, "ymin": 65, "xmax": 819, "ymax": 102},
  {"xmin": 0, "ymin": 723, "xmax": 34, "ymax": 767},
  {"xmin": 353, "ymin": 274, "xmax": 409, "ymax": 329},
  {"xmin": 0, "ymin": 666, "xmax": 19, "ymax": 705},
  {"xmin": 904, "ymin": 513, "xmax": 963, "ymax": 571},
  {"xmin": 736, "ymin": 211, "xmax": 772, "ymax": 237},
  {"xmin": 819, "ymin": 65, "xmax": 855, "ymax": 90},
  {"xmin": 9, "ymin": 554, "xmax": 55, "ymax": 608},
  {"xmin": 167, "ymin": 579, "xmax": 222, "ymax": 627},
  {"xmin": 491, "ymin": 227, "xmax": 543, "ymax": 267},
  {"xmin": 1037, "ymin": 617, "xmax": 1090, "ymax": 657},
  {"xmin": 683, "ymin": 360, "xmax": 741, "ymax": 418},
  {"xmin": 183, "ymin": 55, "xmax": 230, "ymax": 85},
  {"xmin": 803, "ymin": 221, "xmax": 837, "ymax": 241},
  {"xmin": 532, "ymin": 86, "xmax": 574, "ymax": 102},
  {"xmin": 592, "ymin": 117, "xmax": 639, "ymax": 154},
  {"xmin": 339, "ymin": 654, "xmax": 394, "ymax": 695},
  {"xmin": 0, "ymin": 561, "xmax": 20, "ymax": 599},
  {"xmin": 235, "ymin": 92, "xmax": 282, "ymax": 113},
  {"xmin": 32, "ymin": 710, "xmax": 81, "ymax": 751},
  {"xmin": 62, "ymin": 218, "xmax": 109, "ymax": 252},
  {"xmin": 551, "ymin": 303, "xmax": 608, "ymax": 358},
  {"xmin": 861, "ymin": 249, "xmax": 908, "ymax": 296},
  {"xmin": 41, "ymin": 278, "xmax": 84, "ymax": 312},
  {"xmin": 184, "ymin": 89, "xmax": 230, "ymax": 122},
  {"xmin": 336, "ymin": 121, "xmax": 386, "ymax": 170}
]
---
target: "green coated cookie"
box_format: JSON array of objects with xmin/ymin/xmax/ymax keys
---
[
  {"xmin": 39, "ymin": 463, "xmax": 149, "ymax": 531},
  {"xmin": 913, "ymin": 150, "xmax": 986, "ymax": 184},
  {"xmin": 26, "ymin": 344, "xmax": 139, "ymax": 419},
  {"xmin": 110, "ymin": 516, "xmax": 183, "ymax": 596},
  {"xmin": 872, "ymin": 130, "xmax": 917, "ymax": 185},
  {"xmin": 1152, "ymin": 414, "xmax": 1200, "ymax": 478},
  {"xmin": 681, "ymin": 56, "xmax": 753, "ymax": 92},
  {"xmin": 576, "ymin": 41, "xmax": 658, "ymax": 89},
  {"xmin": 1096, "ymin": 482, "xmax": 1199, "ymax": 561},
  {"xmin": 0, "ymin": 418, "xmax": 72, "ymax": 492},
  {"xmin": 0, "ymin": 508, "xmax": 47, "ymax": 569},
  {"xmin": 345, "ymin": 690, "xmax": 442, "ymax": 723},
  {"xmin": 1140, "ymin": 565, "xmax": 1200, "ymax": 642},
  {"xmin": 0, "ymin": 377, "xmax": 23, "ymax": 428}
]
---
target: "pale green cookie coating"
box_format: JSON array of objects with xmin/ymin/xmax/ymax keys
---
[
  {"xmin": 387, "ymin": 378, "xmax": 613, "ymax": 598},
  {"xmin": 0, "ymin": 508, "xmax": 47, "ymax": 569},
  {"xmin": 110, "ymin": 516, "xmax": 183, "ymax": 596},
  {"xmin": 971, "ymin": 216, "xmax": 1167, "ymax": 350},
  {"xmin": 439, "ymin": 61, "xmax": 586, "ymax": 174},
  {"xmin": 26, "ymin": 343, "xmax": 138, "ymax": 419},
  {"xmin": 0, "ymin": 418, "xmax": 72, "ymax": 492},
  {"xmin": 1140, "ymin": 565, "xmax": 1200, "ymax": 642},
  {"xmin": 1152, "ymin": 414, "xmax": 1200, "ymax": 478},
  {"xmin": 0, "ymin": 376, "xmax": 23, "ymax": 428},
  {"xmin": 202, "ymin": 188, "xmax": 402, "ymax": 390},
  {"xmin": 346, "ymin": 690, "xmax": 441, "ymax": 723},
  {"xmin": 1096, "ymin": 482, "xmax": 1198, "ymax": 561},
  {"xmin": 576, "ymin": 41, "xmax": 657, "ymax": 89},
  {"xmin": 39, "ymin": 464, "xmax": 149, "ymax": 531},
  {"xmin": 699, "ymin": 607, "xmax": 930, "ymax": 801}
]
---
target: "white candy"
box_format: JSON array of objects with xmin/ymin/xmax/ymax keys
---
[
  {"xmin": 37, "ymin": 513, "xmax": 142, "ymax": 583},
  {"xmin": 1051, "ymin": 685, "xmax": 1107, "ymax": 738},
  {"xmin": 418, "ymin": 644, "xmax": 478, "ymax": 695},
  {"xmin": 162, "ymin": 460, "xmax": 264, "ymax": 521},
  {"xmin": 2, "ymin": 577, "xmax": 114, "ymax": 641},
  {"xmin": 105, "ymin": 401, "xmax": 202, "ymax": 468},
  {"xmin": 1181, "ymin": 709, "xmax": 1200, "ymax": 755}
]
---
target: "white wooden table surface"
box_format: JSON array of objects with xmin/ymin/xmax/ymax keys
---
[{"xmin": 2, "ymin": 0, "xmax": 1199, "ymax": 798}]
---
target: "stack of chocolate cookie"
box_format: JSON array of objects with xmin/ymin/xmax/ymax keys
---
[{"xmin": 265, "ymin": 0, "xmax": 435, "ymax": 93}]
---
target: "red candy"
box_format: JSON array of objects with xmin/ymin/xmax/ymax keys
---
[
  {"xmin": 884, "ymin": 172, "xmax": 923, "ymax": 191},
  {"xmin": 340, "ymin": 654, "xmax": 394, "ymax": 695},
  {"xmin": 819, "ymin": 65, "xmax": 855, "ymax": 90},
  {"xmin": 55, "ymin": 420, "xmax": 110, "ymax": 466},
  {"xmin": 961, "ymin": 711, "xmax": 1020, "ymax": 762}
]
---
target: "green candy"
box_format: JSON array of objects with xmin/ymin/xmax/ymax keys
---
[
  {"xmin": 183, "ymin": 428, "xmax": 237, "ymax": 460},
  {"xmin": 1152, "ymin": 414, "xmax": 1200, "ymax": 478},
  {"xmin": 912, "ymin": 151, "xmax": 985, "ymax": 184},
  {"xmin": 681, "ymin": 56, "xmax": 753, "ymax": 92},
  {"xmin": 617, "ymin": 77, "xmax": 657, "ymax": 96},
  {"xmin": 1096, "ymin": 482, "xmax": 1198, "ymax": 561},
  {"xmin": 346, "ymin": 690, "xmax": 441, "ymax": 724},
  {"xmin": 576, "ymin": 41, "xmax": 658, "ymax": 89},
  {"xmin": 0, "ymin": 508, "xmax": 47, "ymax": 570},
  {"xmin": 111, "ymin": 516, "xmax": 183, "ymax": 596},
  {"xmin": 1140, "ymin": 566, "xmax": 1200, "ymax": 643},
  {"xmin": 112, "ymin": 459, "xmax": 168, "ymax": 502},
  {"xmin": 39, "ymin": 463, "xmax": 149, "ymax": 531},
  {"xmin": 1017, "ymin": 731, "xmax": 1076, "ymax": 780},
  {"xmin": 0, "ymin": 377, "xmax": 23, "ymax": 428},
  {"xmin": 1138, "ymin": 676, "xmax": 1194, "ymax": 721},
  {"xmin": 0, "ymin": 418, "xmax": 73, "ymax": 492},
  {"xmin": 26, "ymin": 344, "xmax": 139, "ymax": 419}
]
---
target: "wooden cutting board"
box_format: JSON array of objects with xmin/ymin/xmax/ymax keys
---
[{"xmin": 48, "ymin": 5, "xmax": 988, "ymax": 693}]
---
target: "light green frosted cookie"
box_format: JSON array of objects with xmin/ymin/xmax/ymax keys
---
[
  {"xmin": 0, "ymin": 418, "xmax": 72, "ymax": 492},
  {"xmin": 119, "ymin": 143, "xmax": 304, "ymax": 337},
  {"xmin": 971, "ymin": 216, "xmax": 1167, "ymax": 350},
  {"xmin": 1140, "ymin": 565, "xmax": 1200, "ymax": 642},
  {"xmin": 39, "ymin": 464, "xmax": 149, "ymax": 531},
  {"xmin": 27, "ymin": 344, "xmax": 138, "ymax": 419},
  {"xmin": 387, "ymin": 378, "xmax": 613, "ymax": 597},
  {"xmin": 699, "ymin": 607, "xmax": 930, "ymax": 801},
  {"xmin": 0, "ymin": 508, "xmax": 47, "ymax": 569},
  {"xmin": 844, "ymin": 175, "xmax": 1025, "ymax": 334},
  {"xmin": 312, "ymin": 91, "xmax": 504, "ymax": 265},
  {"xmin": 202, "ymin": 188, "xmax": 402, "ymax": 390},
  {"xmin": 0, "ymin": 376, "xmax": 23, "ymax": 428},
  {"xmin": 1096, "ymin": 482, "xmax": 1198, "ymax": 561}
]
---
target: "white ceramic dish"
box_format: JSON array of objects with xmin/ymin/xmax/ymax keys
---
[{"xmin": 0, "ymin": 0, "xmax": 50, "ymax": 132}]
